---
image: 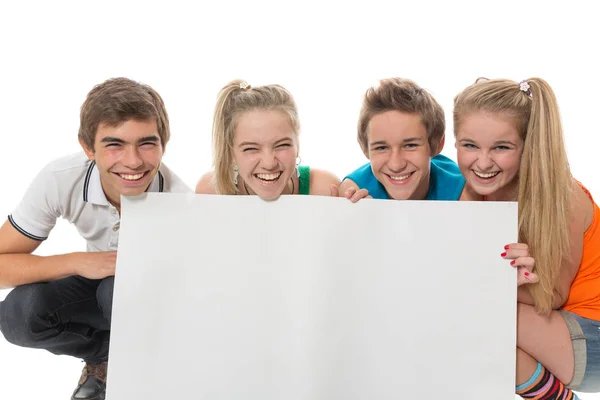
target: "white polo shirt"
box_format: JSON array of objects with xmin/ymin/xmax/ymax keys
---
[{"xmin": 8, "ymin": 152, "xmax": 191, "ymax": 252}]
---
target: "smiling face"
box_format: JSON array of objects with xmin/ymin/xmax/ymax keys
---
[
  {"xmin": 80, "ymin": 118, "xmax": 163, "ymax": 208},
  {"xmin": 455, "ymin": 111, "xmax": 524, "ymax": 200},
  {"xmin": 232, "ymin": 109, "xmax": 298, "ymax": 200},
  {"xmin": 367, "ymin": 111, "xmax": 437, "ymax": 200}
]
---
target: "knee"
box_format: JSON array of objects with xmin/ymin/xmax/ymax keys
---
[
  {"xmin": 96, "ymin": 276, "xmax": 114, "ymax": 322},
  {"xmin": 0, "ymin": 284, "xmax": 47, "ymax": 345}
]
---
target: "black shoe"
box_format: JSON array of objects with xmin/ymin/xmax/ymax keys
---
[{"xmin": 71, "ymin": 362, "xmax": 107, "ymax": 400}]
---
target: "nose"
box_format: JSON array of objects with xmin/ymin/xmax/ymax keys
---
[
  {"xmin": 122, "ymin": 146, "xmax": 143, "ymax": 169},
  {"xmin": 387, "ymin": 149, "xmax": 407, "ymax": 172},
  {"xmin": 475, "ymin": 151, "xmax": 495, "ymax": 170},
  {"xmin": 260, "ymin": 150, "xmax": 278, "ymax": 170}
]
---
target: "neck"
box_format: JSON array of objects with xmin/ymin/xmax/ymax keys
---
[
  {"xmin": 406, "ymin": 173, "xmax": 431, "ymax": 200},
  {"xmin": 486, "ymin": 180, "xmax": 519, "ymax": 202},
  {"xmin": 100, "ymin": 183, "xmax": 121, "ymax": 214},
  {"xmin": 461, "ymin": 184, "xmax": 484, "ymax": 201}
]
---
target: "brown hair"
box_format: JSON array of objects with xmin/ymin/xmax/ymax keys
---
[
  {"xmin": 78, "ymin": 77, "xmax": 170, "ymax": 150},
  {"xmin": 212, "ymin": 79, "xmax": 300, "ymax": 195},
  {"xmin": 357, "ymin": 78, "xmax": 445, "ymax": 157},
  {"xmin": 454, "ymin": 78, "xmax": 572, "ymax": 315}
]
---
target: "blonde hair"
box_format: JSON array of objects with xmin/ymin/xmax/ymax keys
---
[
  {"xmin": 357, "ymin": 78, "xmax": 445, "ymax": 157},
  {"xmin": 211, "ymin": 80, "xmax": 300, "ymax": 194},
  {"xmin": 453, "ymin": 78, "xmax": 572, "ymax": 315}
]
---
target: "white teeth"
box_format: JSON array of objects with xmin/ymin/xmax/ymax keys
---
[
  {"xmin": 473, "ymin": 171, "xmax": 500, "ymax": 179},
  {"xmin": 389, "ymin": 173, "xmax": 412, "ymax": 181},
  {"xmin": 256, "ymin": 172, "xmax": 282, "ymax": 181},
  {"xmin": 119, "ymin": 173, "xmax": 144, "ymax": 181}
]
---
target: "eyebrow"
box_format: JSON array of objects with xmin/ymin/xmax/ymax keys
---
[
  {"xmin": 369, "ymin": 140, "xmax": 388, "ymax": 147},
  {"xmin": 401, "ymin": 137, "xmax": 424, "ymax": 144},
  {"xmin": 369, "ymin": 137, "xmax": 424, "ymax": 147},
  {"xmin": 458, "ymin": 138, "xmax": 517, "ymax": 146},
  {"xmin": 493, "ymin": 140, "xmax": 517, "ymax": 146},
  {"xmin": 238, "ymin": 137, "xmax": 294, "ymax": 147},
  {"xmin": 100, "ymin": 135, "xmax": 160, "ymax": 145},
  {"xmin": 458, "ymin": 138, "xmax": 476, "ymax": 144},
  {"xmin": 238, "ymin": 141, "xmax": 260, "ymax": 147}
]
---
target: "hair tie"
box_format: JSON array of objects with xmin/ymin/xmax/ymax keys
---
[
  {"xmin": 519, "ymin": 80, "xmax": 532, "ymax": 97},
  {"xmin": 239, "ymin": 81, "xmax": 251, "ymax": 90}
]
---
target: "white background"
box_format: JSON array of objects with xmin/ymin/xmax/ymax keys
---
[{"xmin": 0, "ymin": 0, "xmax": 598, "ymax": 398}]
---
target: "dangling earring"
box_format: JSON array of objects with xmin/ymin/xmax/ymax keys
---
[
  {"xmin": 233, "ymin": 164, "xmax": 239, "ymax": 185},
  {"xmin": 295, "ymin": 156, "xmax": 301, "ymax": 178}
]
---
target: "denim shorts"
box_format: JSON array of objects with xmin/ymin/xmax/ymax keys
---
[{"xmin": 559, "ymin": 310, "xmax": 600, "ymax": 392}]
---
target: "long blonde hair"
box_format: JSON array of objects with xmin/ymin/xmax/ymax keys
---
[
  {"xmin": 453, "ymin": 78, "xmax": 572, "ymax": 315},
  {"xmin": 212, "ymin": 80, "xmax": 300, "ymax": 194}
]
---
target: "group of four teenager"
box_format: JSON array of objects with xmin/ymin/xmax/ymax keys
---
[{"xmin": 0, "ymin": 76, "xmax": 598, "ymax": 400}]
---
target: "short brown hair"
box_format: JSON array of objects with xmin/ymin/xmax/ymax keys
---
[
  {"xmin": 78, "ymin": 77, "xmax": 170, "ymax": 150},
  {"xmin": 357, "ymin": 78, "xmax": 445, "ymax": 157}
]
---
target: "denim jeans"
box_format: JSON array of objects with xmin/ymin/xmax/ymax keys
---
[{"xmin": 0, "ymin": 275, "xmax": 114, "ymax": 364}]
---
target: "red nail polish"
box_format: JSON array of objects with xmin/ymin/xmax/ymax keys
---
[
  {"xmin": 501, "ymin": 252, "xmax": 506, "ymax": 257},
  {"xmin": 524, "ymin": 272, "xmax": 530, "ymax": 276},
  {"xmin": 510, "ymin": 260, "xmax": 515, "ymax": 265},
  {"xmin": 504, "ymin": 245, "xmax": 509, "ymax": 250}
]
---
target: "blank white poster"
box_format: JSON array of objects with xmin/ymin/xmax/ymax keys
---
[{"xmin": 106, "ymin": 194, "xmax": 517, "ymax": 399}]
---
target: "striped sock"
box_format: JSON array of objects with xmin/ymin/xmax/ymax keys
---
[{"xmin": 516, "ymin": 362, "xmax": 579, "ymax": 399}]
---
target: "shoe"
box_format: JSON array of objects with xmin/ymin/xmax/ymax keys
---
[{"xmin": 71, "ymin": 362, "xmax": 107, "ymax": 400}]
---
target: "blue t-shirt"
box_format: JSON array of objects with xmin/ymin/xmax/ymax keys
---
[{"xmin": 344, "ymin": 154, "xmax": 465, "ymax": 200}]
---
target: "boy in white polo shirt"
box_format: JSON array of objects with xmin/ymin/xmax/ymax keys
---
[{"xmin": 0, "ymin": 77, "xmax": 191, "ymax": 400}]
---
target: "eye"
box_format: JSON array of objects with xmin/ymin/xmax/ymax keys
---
[
  {"xmin": 242, "ymin": 147, "xmax": 258, "ymax": 152},
  {"xmin": 372, "ymin": 146, "xmax": 387, "ymax": 151},
  {"xmin": 276, "ymin": 143, "xmax": 291, "ymax": 148},
  {"xmin": 462, "ymin": 143, "xmax": 477, "ymax": 149},
  {"xmin": 140, "ymin": 142, "xmax": 157, "ymax": 148},
  {"xmin": 404, "ymin": 143, "xmax": 418, "ymax": 149},
  {"xmin": 105, "ymin": 143, "xmax": 121, "ymax": 148},
  {"xmin": 494, "ymin": 145, "xmax": 510, "ymax": 151}
]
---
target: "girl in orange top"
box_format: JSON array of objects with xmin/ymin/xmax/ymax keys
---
[{"xmin": 453, "ymin": 77, "xmax": 600, "ymax": 399}]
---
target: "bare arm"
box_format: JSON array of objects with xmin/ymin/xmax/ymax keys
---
[
  {"xmin": 0, "ymin": 220, "xmax": 74, "ymax": 288},
  {"xmin": 0, "ymin": 221, "xmax": 116, "ymax": 289},
  {"xmin": 195, "ymin": 171, "xmax": 217, "ymax": 194},
  {"xmin": 308, "ymin": 169, "xmax": 341, "ymax": 197}
]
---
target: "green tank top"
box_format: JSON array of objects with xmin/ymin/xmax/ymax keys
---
[{"xmin": 298, "ymin": 165, "xmax": 310, "ymax": 195}]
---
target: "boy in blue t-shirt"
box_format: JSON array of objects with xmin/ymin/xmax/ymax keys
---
[{"xmin": 340, "ymin": 78, "xmax": 465, "ymax": 202}]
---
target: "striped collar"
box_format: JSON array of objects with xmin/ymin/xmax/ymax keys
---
[{"xmin": 83, "ymin": 161, "xmax": 164, "ymax": 205}]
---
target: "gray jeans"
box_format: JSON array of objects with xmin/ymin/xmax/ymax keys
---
[{"xmin": 0, "ymin": 275, "xmax": 114, "ymax": 364}]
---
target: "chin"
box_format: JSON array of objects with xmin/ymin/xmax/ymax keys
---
[
  {"xmin": 120, "ymin": 188, "xmax": 148, "ymax": 197},
  {"xmin": 385, "ymin": 186, "xmax": 415, "ymax": 201},
  {"xmin": 259, "ymin": 193, "xmax": 282, "ymax": 201}
]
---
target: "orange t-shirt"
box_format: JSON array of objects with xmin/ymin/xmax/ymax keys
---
[{"xmin": 562, "ymin": 185, "xmax": 600, "ymax": 320}]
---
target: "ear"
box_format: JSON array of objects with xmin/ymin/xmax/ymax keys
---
[
  {"xmin": 79, "ymin": 137, "xmax": 95, "ymax": 161},
  {"xmin": 432, "ymin": 135, "xmax": 445, "ymax": 156}
]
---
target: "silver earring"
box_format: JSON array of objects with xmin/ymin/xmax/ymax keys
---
[
  {"xmin": 296, "ymin": 156, "xmax": 301, "ymax": 178},
  {"xmin": 233, "ymin": 164, "xmax": 239, "ymax": 185}
]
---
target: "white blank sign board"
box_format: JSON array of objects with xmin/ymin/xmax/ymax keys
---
[{"xmin": 107, "ymin": 194, "xmax": 517, "ymax": 399}]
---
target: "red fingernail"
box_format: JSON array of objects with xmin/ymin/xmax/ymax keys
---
[
  {"xmin": 501, "ymin": 252, "xmax": 506, "ymax": 257},
  {"xmin": 510, "ymin": 260, "xmax": 515, "ymax": 265},
  {"xmin": 504, "ymin": 245, "xmax": 509, "ymax": 250},
  {"xmin": 524, "ymin": 272, "xmax": 530, "ymax": 276}
]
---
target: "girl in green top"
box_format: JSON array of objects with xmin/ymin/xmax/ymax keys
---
[{"xmin": 196, "ymin": 79, "xmax": 340, "ymax": 199}]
